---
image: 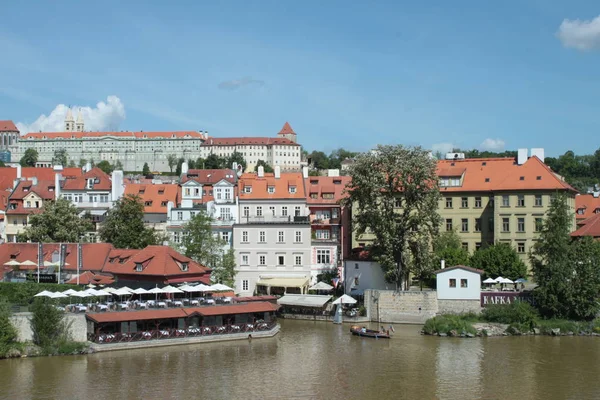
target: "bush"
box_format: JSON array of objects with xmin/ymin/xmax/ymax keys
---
[
  {"xmin": 481, "ymin": 301, "xmax": 538, "ymax": 328},
  {"xmin": 0, "ymin": 282, "xmax": 79, "ymax": 306},
  {"xmin": 30, "ymin": 300, "xmax": 71, "ymax": 354},
  {"xmin": 423, "ymin": 314, "xmax": 477, "ymax": 336},
  {"xmin": 536, "ymin": 319, "xmax": 583, "ymax": 335},
  {"xmin": 358, "ymin": 306, "xmax": 366, "ymax": 316},
  {"xmin": 0, "ymin": 298, "xmax": 19, "ymax": 357}
]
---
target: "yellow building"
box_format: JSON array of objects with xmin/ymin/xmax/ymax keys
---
[
  {"xmin": 5, "ymin": 179, "xmax": 57, "ymax": 242},
  {"xmin": 352, "ymin": 153, "xmax": 576, "ymax": 264}
]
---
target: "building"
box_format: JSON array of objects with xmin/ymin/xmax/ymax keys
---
[
  {"xmin": 343, "ymin": 259, "xmax": 393, "ymax": 295},
  {"xmin": 571, "ymin": 213, "xmax": 600, "ymax": 239},
  {"xmin": 352, "ymin": 149, "xmax": 577, "ymax": 265},
  {"xmin": 124, "ymin": 183, "xmax": 179, "ymax": 231},
  {"xmin": 0, "ymin": 120, "xmax": 19, "ymax": 150},
  {"xmin": 575, "ymin": 193, "xmax": 600, "ymax": 223},
  {"xmin": 233, "ymin": 167, "xmax": 311, "ymax": 296},
  {"xmin": 434, "ymin": 265, "xmax": 483, "ymax": 300},
  {"xmin": 304, "ymin": 172, "xmax": 351, "ymax": 280}
]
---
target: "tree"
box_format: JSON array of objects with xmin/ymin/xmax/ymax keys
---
[
  {"xmin": 308, "ymin": 151, "xmax": 329, "ymax": 170},
  {"xmin": 167, "ymin": 154, "xmax": 178, "ymax": 173},
  {"xmin": 96, "ymin": 160, "xmax": 113, "ymax": 175},
  {"xmin": 0, "ymin": 160, "xmax": 6, "ymax": 168},
  {"xmin": 226, "ymin": 151, "xmax": 246, "ymax": 172},
  {"xmin": 328, "ymin": 148, "xmax": 358, "ymax": 170},
  {"xmin": 0, "ymin": 298, "xmax": 18, "ymax": 356},
  {"xmin": 187, "ymin": 159, "xmax": 196, "ymax": 169},
  {"xmin": 30, "ymin": 300, "xmax": 70, "ymax": 353},
  {"xmin": 432, "ymin": 231, "xmax": 470, "ymax": 270},
  {"xmin": 204, "ymin": 153, "xmax": 225, "ymax": 169},
  {"xmin": 20, "ymin": 148, "xmax": 38, "ymax": 167},
  {"xmin": 78, "ymin": 159, "xmax": 87, "ymax": 168},
  {"xmin": 343, "ymin": 145, "xmax": 441, "ymax": 289},
  {"xmin": 113, "ymin": 160, "xmax": 123, "ymax": 171},
  {"xmin": 211, "ymin": 248, "xmax": 237, "ymax": 287},
  {"xmin": 99, "ymin": 194, "xmax": 160, "ymax": 249},
  {"xmin": 17, "ymin": 198, "xmax": 93, "ymax": 243},
  {"xmin": 195, "ymin": 157, "xmax": 205, "ymax": 169},
  {"xmin": 470, "ymin": 243, "xmax": 527, "ymax": 280},
  {"xmin": 142, "ymin": 162, "xmax": 150, "ymax": 176},
  {"xmin": 52, "ymin": 148, "xmax": 68, "ymax": 167},
  {"xmin": 254, "ymin": 159, "xmax": 274, "ymax": 173},
  {"xmin": 175, "ymin": 157, "xmax": 185, "ymax": 176},
  {"xmin": 178, "ymin": 211, "xmax": 224, "ymax": 268},
  {"xmin": 68, "ymin": 160, "xmax": 76, "ymax": 168}
]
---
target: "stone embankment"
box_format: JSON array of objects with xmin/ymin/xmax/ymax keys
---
[{"xmin": 423, "ymin": 322, "xmax": 600, "ymax": 338}]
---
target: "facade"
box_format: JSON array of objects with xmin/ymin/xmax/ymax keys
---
[
  {"xmin": 233, "ymin": 168, "xmax": 311, "ymax": 296},
  {"xmin": 124, "ymin": 183, "xmax": 179, "ymax": 232},
  {"xmin": 571, "ymin": 213, "xmax": 600, "ymax": 239},
  {"xmin": 0, "ymin": 120, "xmax": 19, "ymax": 150},
  {"xmin": 343, "ymin": 260, "xmax": 393, "ymax": 295},
  {"xmin": 575, "ymin": 193, "xmax": 600, "ymax": 223},
  {"xmin": 434, "ymin": 265, "xmax": 483, "ymax": 300}
]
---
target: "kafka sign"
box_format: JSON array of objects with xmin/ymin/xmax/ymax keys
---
[
  {"xmin": 26, "ymin": 273, "xmax": 57, "ymax": 284},
  {"xmin": 481, "ymin": 292, "xmax": 534, "ymax": 307}
]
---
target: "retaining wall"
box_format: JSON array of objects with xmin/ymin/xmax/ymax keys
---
[
  {"xmin": 365, "ymin": 289, "xmax": 438, "ymax": 324},
  {"xmin": 437, "ymin": 299, "xmax": 482, "ymax": 315},
  {"xmin": 11, "ymin": 313, "xmax": 88, "ymax": 342}
]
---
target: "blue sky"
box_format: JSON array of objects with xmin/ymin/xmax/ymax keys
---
[{"xmin": 1, "ymin": 1, "xmax": 600, "ymax": 156}]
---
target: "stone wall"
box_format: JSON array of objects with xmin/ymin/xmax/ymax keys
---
[
  {"xmin": 365, "ymin": 289, "xmax": 438, "ymax": 324},
  {"xmin": 437, "ymin": 299, "xmax": 482, "ymax": 315},
  {"xmin": 10, "ymin": 313, "xmax": 88, "ymax": 342}
]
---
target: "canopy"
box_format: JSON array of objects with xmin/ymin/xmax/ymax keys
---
[
  {"xmin": 3, "ymin": 260, "xmax": 21, "ymax": 266},
  {"xmin": 91, "ymin": 289, "xmax": 111, "ymax": 296},
  {"xmin": 196, "ymin": 284, "xmax": 214, "ymax": 292},
  {"xmin": 70, "ymin": 292, "xmax": 90, "ymax": 298},
  {"xmin": 309, "ymin": 281, "xmax": 334, "ymax": 291},
  {"xmin": 43, "ymin": 261, "xmax": 60, "ymax": 267},
  {"xmin": 500, "ymin": 278, "xmax": 514, "ymax": 284},
  {"xmin": 278, "ymin": 294, "xmax": 332, "ymax": 308},
  {"xmin": 162, "ymin": 285, "xmax": 184, "ymax": 294},
  {"xmin": 494, "ymin": 277, "xmax": 504, "ymax": 283},
  {"xmin": 256, "ymin": 277, "xmax": 310, "ymax": 289},
  {"xmin": 102, "ymin": 287, "xmax": 116, "ymax": 293},
  {"xmin": 482, "ymin": 278, "xmax": 497, "ymax": 284},
  {"xmin": 112, "ymin": 288, "xmax": 133, "ymax": 296},
  {"xmin": 332, "ymin": 294, "xmax": 357, "ymax": 305},
  {"xmin": 131, "ymin": 288, "xmax": 149, "ymax": 295},
  {"xmin": 34, "ymin": 290, "xmax": 53, "ymax": 297},
  {"xmin": 148, "ymin": 287, "xmax": 167, "ymax": 294},
  {"xmin": 49, "ymin": 292, "xmax": 68, "ymax": 299},
  {"xmin": 20, "ymin": 260, "xmax": 37, "ymax": 267},
  {"xmin": 119, "ymin": 286, "xmax": 134, "ymax": 293},
  {"xmin": 515, "ymin": 278, "xmax": 527, "ymax": 283},
  {"xmin": 210, "ymin": 283, "xmax": 234, "ymax": 292},
  {"xmin": 62, "ymin": 289, "xmax": 79, "ymax": 295}
]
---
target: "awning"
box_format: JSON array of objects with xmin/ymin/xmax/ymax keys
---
[
  {"xmin": 256, "ymin": 276, "xmax": 310, "ymax": 289},
  {"xmin": 277, "ymin": 294, "xmax": 332, "ymax": 308}
]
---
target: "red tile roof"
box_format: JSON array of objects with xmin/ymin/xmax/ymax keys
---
[
  {"xmin": 185, "ymin": 302, "xmax": 279, "ymax": 316},
  {"xmin": 0, "ymin": 120, "xmax": 18, "ymax": 132},
  {"xmin": 181, "ymin": 169, "xmax": 237, "ymax": 185},
  {"xmin": 571, "ymin": 213, "xmax": 600, "ymax": 238},
  {"xmin": 278, "ymin": 122, "xmax": 296, "ymax": 135},
  {"xmin": 6, "ymin": 180, "xmax": 57, "ymax": 215},
  {"xmin": 123, "ymin": 183, "xmax": 178, "ymax": 214},
  {"xmin": 305, "ymin": 176, "xmax": 351, "ymax": 205},
  {"xmin": 234, "ymin": 295, "xmax": 278, "ymax": 303},
  {"xmin": 65, "ymin": 271, "xmax": 115, "ymax": 285},
  {"xmin": 62, "ymin": 167, "xmax": 111, "ymax": 191},
  {"xmin": 433, "ymin": 265, "xmax": 485, "ymax": 275},
  {"xmin": 436, "ymin": 156, "xmax": 575, "ymax": 193},
  {"xmin": 239, "ymin": 172, "xmax": 306, "ymax": 200},
  {"xmin": 0, "ymin": 243, "xmax": 114, "ymax": 271},
  {"xmin": 21, "ymin": 131, "xmax": 204, "ymax": 139},
  {"xmin": 202, "ymin": 137, "xmax": 298, "ymax": 146},
  {"xmin": 575, "ymin": 194, "xmax": 600, "ymax": 221}
]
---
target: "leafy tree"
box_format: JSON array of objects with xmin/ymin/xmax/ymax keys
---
[
  {"xmin": 99, "ymin": 194, "xmax": 160, "ymax": 249},
  {"xmin": 0, "ymin": 160, "xmax": 6, "ymax": 167},
  {"xmin": 0, "ymin": 298, "xmax": 18, "ymax": 356},
  {"xmin": 204, "ymin": 153, "xmax": 225, "ymax": 169},
  {"xmin": 96, "ymin": 160, "xmax": 113, "ymax": 175},
  {"xmin": 343, "ymin": 144, "xmax": 441, "ymax": 290},
  {"xmin": 52, "ymin": 148, "xmax": 68, "ymax": 167},
  {"xmin": 113, "ymin": 160, "xmax": 123, "ymax": 171},
  {"xmin": 178, "ymin": 211, "xmax": 224, "ymax": 269},
  {"xmin": 167, "ymin": 154, "xmax": 178, "ymax": 173},
  {"xmin": 432, "ymin": 231, "xmax": 470, "ymax": 270},
  {"xmin": 20, "ymin": 148, "xmax": 38, "ymax": 167},
  {"xmin": 328, "ymin": 148, "xmax": 358, "ymax": 170},
  {"xmin": 470, "ymin": 243, "xmax": 527, "ymax": 280},
  {"xmin": 195, "ymin": 157, "xmax": 205, "ymax": 169},
  {"xmin": 78, "ymin": 159, "xmax": 88, "ymax": 168},
  {"xmin": 211, "ymin": 248, "xmax": 237, "ymax": 287},
  {"xmin": 30, "ymin": 300, "xmax": 70, "ymax": 352},
  {"xmin": 142, "ymin": 162, "xmax": 150, "ymax": 176},
  {"xmin": 187, "ymin": 159, "xmax": 196, "ymax": 169},
  {"xmin": 308, "ymin": 151, "xmax": 329, "ymax": 170},
  {"xmin": 254, "ymin": 159, "xmax": 274, "ymax": 173},
  {"xmin": 17, "ymin": 198, "xmax": 93, "ymax": 243},
  {"xmin": 226, "ymin": 151, "xmax": 246, "ymax": 172},
  {"xmin": 68, "ymin": 160, "xmax": 76, "ymax": 168},
  {"xmin": 175, "ymin": 157, "xmax": 185, "ymax": 176}
]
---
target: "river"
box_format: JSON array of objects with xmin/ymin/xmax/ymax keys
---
[{"xmin": 1, "ymin": 320, "xmax": 600, "ymax": 400}]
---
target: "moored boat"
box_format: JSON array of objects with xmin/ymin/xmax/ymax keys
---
[{"xmin": 350, "ymin": 325, "xmax": 391, "ymax": 339}]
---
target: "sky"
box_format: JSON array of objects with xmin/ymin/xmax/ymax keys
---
[{"xmin": 1, "ymin": 1, "xmax": 600, "ymax": 157}]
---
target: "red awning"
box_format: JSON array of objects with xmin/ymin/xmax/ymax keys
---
[{"xmin": 165, "ymin": 276, "xmax": 211, "ymax": 284}]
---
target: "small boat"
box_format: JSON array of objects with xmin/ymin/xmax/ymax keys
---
[{"xmin": 350, "ymin": 325, "xmax": 391, "ymax": 339}]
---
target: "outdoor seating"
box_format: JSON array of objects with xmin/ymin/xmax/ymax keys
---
[
  {"xmin": 157, "ymin": 301, "xmax": 167, "ymax": 308},
  {"xmin": 97, "ymin": 304, "xmax": 109, "ymax": 312},
  {"xmin": 190, "ymin": 300, "xmax": 199, "ymax": 306},
  {"xmin": 173, "ymin": 300, "xmax": 183, "ymax": 307}
]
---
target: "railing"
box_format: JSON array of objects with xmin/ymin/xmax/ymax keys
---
[
  {"xmin": 89, "ymin": 321, "xmax": 278, "ymax": 344},
  {"xmin": 312, "ymin": 234, "xmax": 340, "ymax": 242},
  {"xmin": 310, "ymin": 217, "xmax": 340, "ymax": 225},
  {"xmin": 241, "ymin": 215, "xmax": 309, "ymax": 224}
]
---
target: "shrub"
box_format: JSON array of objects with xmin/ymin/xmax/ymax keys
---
[
  {"xmin": 536, "ymin": 319, "xmax": 583, "ymax": 335},
  {"xmin": 0, "ymin": 282, "xmax": 79, "ymax": 306},
  {"xmin": 0, "ymin": 298, "xmax": 18, "ymax": 357},
  {"xmin": 423, "ymin": 314, "xmax": 477, "ymax": 335},
  {"xmin": 30, "ymin": 300, "xmax": 71, "ymax": 353},
  {"xmin": 481, "ymin": 301, "xmax": 538, "ymax": 328}
]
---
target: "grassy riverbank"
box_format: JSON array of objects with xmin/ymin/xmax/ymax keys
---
[{"xmin": 423, "ymin": 302, "xmax": 600, "ymax": 337}]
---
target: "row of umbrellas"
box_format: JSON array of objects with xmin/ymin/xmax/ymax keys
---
[
  {"xmin": 482, "ymin": 277, "xmax": 527, "ymax": 285},
  {"xmin": 34, "ymin": 283, "xmax": 235, "ymax": 299},
  {"xmin": 5, "ymin": 260, "xmax": 69, "ymax": 267}
]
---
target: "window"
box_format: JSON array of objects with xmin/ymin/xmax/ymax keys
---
[
  {"xmin": 355, "ymin": 263, "xmax": 359, "ymax": 269},
  {"xmin": 535, "ymin": 218, "xmax": 543, "ymax": 232},
  {"xmin": 316, "ymin": 230, "xmax": 330, "ymax": 239},
  {"xmin": 295, "ymin": 255, "xmax": 302, "ymax": 265},
  {"xmin": 277, "ymin": 255, "xmax": 285, "ymax": 265},
  {"xmin": 242, "ymin": 231, "xmax": 249, "ymax": 243},
  {"xmin": 190, "ymin": 211, "xmax": 196, "ymax": 218},
  {"xmin": 220, "ymin": 208, "xmax": 231, "ymax": 220},
  {"xmin": 259, "ymin": 231, "xmax": 266, "ymax": 243},
  {"xmin": 461, "ymin": 197, "xmax": 468, "ymax": 208},
  {"xmin": 449, "ymin": 278, "xmax": 457, "ymax": 288},
  {"xmin": 241, "ymin": 254, "xmax": 249, "ymax": 265},
  {"xmin": 173, "ymin": 232, "xmax": 181, "ymax": 243},
  {"xmin": 215, "ymin": 189, "xmax": 222, "ymax": 200},
  {"xmin": 242, "ymin": 280, "xmax": 249, "ymax": 291},
  {"xmin": 502, "ymin": 195, "xmax": 509, "ymax": 207},
  {"xmin": 295, "ymin": 231, "xmax": 302, "ymax": 243},
  {"xmin": 221, "ymin": 232, "xmax": 230, "ymax": 242},
  {"xmin": 268, "ymin": 186, "xmax": 275, "ymax": 194},
  {"xmin": 26, "ymin": 201, "xmax": 31, "ymax": 208},
  {"xmin": 502, "ymin": 218, "xmax": 510, "ymax": 232},
  {"xmin": 177, "ymin": 211, "xmax": 183, "ymax": 220},
  {"xmin": 395, "ymin": 198, "xmax": 402, "ymax": 208},
  {"xmin": 256, "ymin": 206, "xmax": 263, "ymax": 217},
  {"xmin": 243, "ymin": 206, "xmax": 250, "ymax": 217},
  {"xmin": 475, "ymin": 218, "xmax": 481, "ymax": 232},
  {"xmin": 517, "ymin": 242, "xmax": 525, "ymax": 253},
  {"xmin": 475, "ymin": 242, "xmax": 482, "ymax": 251},
  {"xmin": 517, "ymin": 195, "xmax": 525, "ymax": 207},
  {"xmin": 535, "ymin": 195, "xmax": 543, "ymax": 207},
  {"xmin": 181, "ymin": 262, "xmax": 189, "ymax": 272},
  {"xmin": 278, "ymin": 231, "xmax": 284, "ymax": 243},
  {"xmin": 461, "ymin": 218, "xmax": 468, "ymax": 232},
  {"xmin": 517, "ymin": 217, "xmax": 525, "ymax": 232},
  {"xmin": 295, "ymin": 206, "xmax": 301, "ymax": 216},
  {"xmin": 259, "ymin": 255, "xmax": 266, "ymax": 265},
  {"xmin": 462, "ymin": 242, "xmax": 468, "ymax": 251},
  {"xmin": 135, "ymin": 263, "xmax": 143, "ymax": 272},
  {"xmin": 445, "ymin": 198, "xmax": 453, "ymax": 208},
  {"xmin": 354, "ymin": 276, "xmax": 359, "ymax": 286},
  {"xmin": 289, "ymin": 186, "xmax": 296, "ymax": 194},
  {"xmin": 445, "ymin": 218, "xmax": 453, "ymax": 232},
  {"xmin": 460, "ymin": 279, "xmax": 468, "ymax": 288},
  {"xmin": 475, "ymin": 197, "xmax": 482, "ymax": 208},
  {"xmin": 244, "ymin": 186, "xmax": 252, "ymax": 193},
  {"xmin": 282, "ymin": 206, "xmax": 288, "ymax": 217},
  {"xmin": 317, "ymin": 249, "xmax": 331, "ymax": 264}
]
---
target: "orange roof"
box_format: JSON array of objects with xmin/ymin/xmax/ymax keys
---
[
  {"xmin": 239, "ymin": 172, "xmax": 306, "ymax": 200},
  {"xmin": 62, "ymin": 167, "xmax": 111, "ymax": 191},
  {"xmin": 124, "ymin": 183, "xmax": 178, "ymax": 214},
  {"xmin": 65, "ymin": 271, "xmax": 115, "ymax": 285},
  {"xmin": 7, "ymin": 180, "xmax": 56, "ymax": 215},
  {"xmin": 0, "ymin": 243, "xmax": 114, "ymax": 271},
  {"xmin": 305, "ymin": 176, "xmax": 350, "ymax": 205},
  {"xmin": 278, "ymin": 122, "xmax": 296, "ymax": 135},
  {"xmin": 181, "ymin": 169, "xmax": 237, "ymax": 185},
  {"xmin": 575, "ymin": 194, "xmax": 600, "ymax": 221},
  {"xmin": 571, "ymin": 213, "xmax": 600, "ymax": 238},
  {"xmin": 203, "ymin": 137, "xmax": 298, "ymax": 146},
  {"xmin": 0, "ymin": 120, "xmax": 18, "ymax": 132},
  {"xmin": 184, "ymin": 302, "xmax": 279, "ymax": 316},
  {"xmin": 21, "ymin": 131, "xmax": 203, "ymax": 139},
  {"xmin": 436, "ymin": 156, "xmax": 575, "ymax": 193}
]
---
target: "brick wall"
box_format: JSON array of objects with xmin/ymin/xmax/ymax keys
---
[
  {"xmin": 437, "ymin": 299, "xmax": 482, "ymax": 315},
  {"xmin": 11, "ymin": 313, "xmax": 88, "ymax": 342},
  {"xmin": 364, "ymin": 289, "xmax": 438, "ymax": 324}
]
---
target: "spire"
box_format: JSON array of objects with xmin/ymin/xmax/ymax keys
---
[
  {"xmin": 65, "ymin": 106, "xmax": 75, "ymax": 132},
  {"xmin": 278, "ymin": 122, "xmax": 296, "ymax": 135},
  {"xmin": 76, "ymin": 108, "xmax": 84, "ymax": 123},
  {"xmin": 65, "ymin": 107, "xmax": 74, "ymax": 122}
]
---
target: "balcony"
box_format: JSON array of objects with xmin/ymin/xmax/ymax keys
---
[
  {"xmin": 240, "ymin": 215, "xmax": 310, "ymax": 225},
  {"xmin": 212, "ymin": 217, "xmax": 236, "ymax": 226},
  {"xmin": 310, "ymin": 215, "xmax": 340, "ymax": 225},
  {"xmin": 312, "ymin": 233, "xmax": 340, "ymax": 243}
]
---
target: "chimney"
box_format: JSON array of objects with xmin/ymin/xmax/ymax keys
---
[
  {"xmin": 302, "ymin": 166, "xmax": 308, "ymax": 178},
  {"xmin": 30, "ymin": 177, "xmax": 37, "ymax": 186},
  {"xmin": 54, "ymin": 173, "xmax": 61, "ymax": 200},
  {"xmin": 517, "ymin": 148, "xmax": 528, "ymax": 165},
  {"xmin": 167, "ymin": 201, "xmax": 174, "ymax": 220},
  {"xmin": 274, "ymin": 165, "xmax": 281, "ymax": 179},
  {"xmin": 85, "ymin": 162, "xmax": 92, "ymax": 173},
  {"xmin": 440, "ymin": 259, "xmax": 445, "ymax": 270},
  {"xmin": 258, "ymin": 165, "xmax": 264, "ymax": 178},
  {"xmin": 530, "ymin": 148, "xmax": 545, "ymax": 163},
  {"xmin": 53, "ymin": 165, "xmax": 63, "ymax": 172},
  {"xmin": 111, "ymin": 170, "xmax": 124, "ymax": 201},
  {"xmin": 16, "ymin": 165, "xmax": 21, "ymax": 179},
  {"xmin": 181, "ymin": 161, "xmax": 189, "ymax": 176}
]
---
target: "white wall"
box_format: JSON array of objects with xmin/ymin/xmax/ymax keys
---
[
  {"xmin": 436, "ymin": 269, "xmax": 481, "ymax": 300},
  {"xmin": 343, "ymin": 260, "xmax": 393, "ymax": 294}
]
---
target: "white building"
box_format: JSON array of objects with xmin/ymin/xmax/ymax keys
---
[
  {"xmin": 0, "ymin": 120, "xmax": 19, "ymax": 150},
  {"xmin": 343, "ymin": 260, "xmax": 393, "ymax": 295},
  {"xmin": 434, "ymin": 265, "xmax": 483, "ymax": 300}
]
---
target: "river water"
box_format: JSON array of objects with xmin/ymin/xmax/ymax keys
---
[{"xmin": 1, "ymin": 320, "xmax": 600, "ymax": 400}]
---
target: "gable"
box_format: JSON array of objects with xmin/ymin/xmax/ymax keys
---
[
  {"xmin": 214, "ymin": 179, "xmax": 233, "ymax": 187},
  {"xmin": 182, "ymin": 180, "xmax": 201, "ymax": 187}
]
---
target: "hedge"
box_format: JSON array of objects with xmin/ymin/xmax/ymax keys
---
[{"xmin": 0, "ymin": 282, "xmax": 79, "ymax": 306}]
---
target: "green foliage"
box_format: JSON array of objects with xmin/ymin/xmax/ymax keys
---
[
  {"xmin": 78, "ymin": 159, "xmax": 87, "ymax": 168},
  {"xmin": 226, "ymin": 151, "xmax": 246, "ymax": 172},
  {"xmin": 0, "ymin": 298, "xmax": 18, "ymax": 356},
  {"xmin": 536, "ymin": 319, "xmax": 584, "ymax": 335},
  {"xmin": 17, "ymin": 198, "xmax": 94, "ymax": 243},
  {"xmin": 52, "ymin": 148, "xmax": 68, "ymax": 167},
  {"xmin": 0, "ymin": 282, "xmax": 79, "ymax": 306},
  {"xmin": 96, "ymin": 160, "xmax": 113, "ymax": 175},
  {"xmin": 204, "ymin": 154, "xmax": 225, "ymax": 169},
  {"xmin": 254, "ymin": 159, "xmax": 274, "ymax": 173},
  {"xmin": 99, "ymin": 194, "xmax": 160, "ymax": 249},
  {"xmin": 453, "ymin": 148, "xmax": 518, "ymax": 159},
  {"xmin": 30, "ymin": 300, "xmax": 70, "ymax": 352},
  {"xmin": 481, "ymin": 302, "xmax": 538, "ymax": 327},
  {"xmin": 167, "ymin": 154, "xmax": 178, "ymax": 173},
  {"xmin": 175, "ymin": 157, "xmax": 185, "ymax": 176},
  {"xmin": 178, "ymin": 211, "xmax": 224, "ymax": 268},
  {"xmin": 20, "ymin": 148, "xmax": 39, "ymax": 167},
  {"xmin": 142, "ymin": 162, "xmax": 150, "ymax": 176},
  {"xmin": 187, "ymin": 159, "xmax": 196, "ymax": 169},
  {"xmin": 432, "ymin": 231, "xmax": 470, "ymax": 269},
  {"xmin": 343, "ymin": 144, "xmax": 441, "ymax": 289},
  {"xmin": 113, "ymin": 160, "xmax": 123, "ymax": 171},
  {"xmin": 422, "ymin": 314, "xmax": 477, "ymax": 335},
  {"xmin": 211, "ymin": 248, "xmax": 237, "ymax": 287},
  {"xmin": 68, "ymin": 160, "xmax": 76, "ymax": 168},
  {"xmin": 470, "ymin": 242, "xmax": 527, "ymax": 280}
]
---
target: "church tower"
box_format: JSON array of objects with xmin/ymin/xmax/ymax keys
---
[
  {"xmin": 277, "ymin": 122, "xmax": 297, "ymax": 143},
  {"xmin": 65, "ymin": 107, "xmax": 75, "ymax": 131},
  {"xmin": 75, "ymin": 109, "xmax": 85, "ymax": 132}
]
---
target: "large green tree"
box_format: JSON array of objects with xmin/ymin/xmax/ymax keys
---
[
  {"xmin": 432, "ymin": 230, "xmax": 470, "ymax": 270},
  {"xmin": 30, "ymin": 300, "xmax": 70, "ymax": 352},
  {"xmin": 167, "ymin": 154, "xmax": 178, "ymax": 173},
  {"xmin": 52, "ymin": 148, "xmax": 68, "ymax": 167},
  {"xmin": 470, "ymin": 243, "xmax": 527, "ymax": 280},
  {"xmin": 96, "ymin": 160, "xmax": 113, "ymax": 175},
  {"xmin": 254, "ymin": 159, "xmax": 274, "ymax": 173},
  {"xmin": 343, "ymin": 145, "xmax": 441, "ymax": 290},
  {"xmin": 17, "ymin": 198, "xmax": 93, "ymax": 243},
  {"xmin": 99, "ymin": 194, "xmax": 160, "ymax": 249},
  {"xmin": 178, "ymin": 211, "xmax": 224, "ymax": 269},
  {"xmin": 142, "ymin": 162, "xmax": 150, "ymax": 176},
  {"xmin": 20, "ymin": 148, "xmax": 38, "ymax": 167},
  {"xmin": 212, "ymin": 248, "xmax": 237, "ymax": 287},
  {"xmin": 226, "ymin": 151, "xmax": 246, "ymax": 172},
  {"xmin": 204, "ymin": 154, "xmax": 225, "ymax": 169}
]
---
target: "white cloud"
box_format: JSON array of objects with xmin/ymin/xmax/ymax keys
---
[
  {"xmin": 16, "ymin": 96, "xmax": 126, "ymax": 133},
  {"xmin": 557, "ymin": 15, "xmax": 600, "ymax": 51},
  {"xmin": 479, "ymin": 138, "xmax": 505, "ymax": 151},
  {"xmin": 431, "ymin": 142, "xmax": 455, "ymax": 155}
]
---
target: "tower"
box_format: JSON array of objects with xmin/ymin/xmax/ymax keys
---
[
  {"xmin": 75, "ymin": 109, "xmax": 85, "ymax": 132},
  {"xmin": 277, "ymin": 122, "xmax": 297, "ymax": 143},
  {"xmin": 65, "ymin": 107, "xmax": 75, "ymax": 131}
]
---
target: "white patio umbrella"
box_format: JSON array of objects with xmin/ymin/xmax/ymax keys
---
[
  {"xmin": 119, "ymin": 286, "xmax": 134, "ymax": 293},
  {"xmin": 43, "ymin": 261, "xmax": 60, "ymax": 267},
  {"xmin": 147, "ymin": 286, "xmax": 167, "ymax": 301},
  {"xmin": 62, "ymin": 289, "xmax": 79, "ymax": 295},
  {"xmin": 112, "ymin": 288, "xmax": 133, "ymax": 296},
  {"xmin": 102, "ymin": 287, "xmax": 116, "ymax": 293},
  {"xmin": 162, "ymin": 285, "xmax": 184, "ymax": 294},
  {"xmin": 178, "ymin": 285, "xmax": 193, "ymax": 292},
  {"xmin": 494, "ymin": 276, "xmax": 504, "ymax": 283},
  {"xmin": 132, "ymin": 288, "xmax": 149, "ymax": 295},
  {"xmin": 34, "ymin": 290, "xmax": 53, "ymax": 297},
  {"xmin": 482, "ymin": 278, "xmax": 496, "ymax": 284},
  {"xmin": 332, "ymin": 294, "xmax": 357, "ymax": 305},
  {"xmin": 210, "ymin": 283, "xmax": 233, "ymax": 292},
  {"xmin": 309, "ymin": 281, "xmax": 334, "ymax": 291},
  {"xmin": 91, "ymin": 289, "xmax": 111, "ymax": 297},
  {"xmin": 196, "ymin": 284, "xmax": 214, "ymax": 292},
  {"xmin": 49, "ymin": 292, "xmax": 68, "ymax": 299},
  {"xmin": 3, "ymin": 260, "xmax": 21, "ymax": 266},
  {"xmin": 19, "ymin": 260, "xmax": 38, "ymax": 267},
  {"xmin": 70, "ymin": 292, "xmax": 91, "ymax": 299},
  {"xmin": 87, "ymin": 284, "xmax": 96, "ymax": 289},
  {"xmin": 501, "ymin": 278, "xmax": 514, "ymax": 284}
]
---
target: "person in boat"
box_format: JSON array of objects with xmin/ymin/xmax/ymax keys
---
[{"xmin": 361, "ymin": 327, "xmax": 366, "ymax": 333}]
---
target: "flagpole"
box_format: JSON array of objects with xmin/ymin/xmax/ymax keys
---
[
  {"xmin": 58, "ymin": 243, "xmax": 62, "ymax": 284},
  {"xmin": 77, "ymin": 241, "xmax": 80, "ymax": 285}
]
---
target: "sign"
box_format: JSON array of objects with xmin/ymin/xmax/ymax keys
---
[
  {"xmin": 60, "ymin": 243, "xmax": 68, "ymax": 268},
  {"xmin": 481, "ymin": 292, "xmax": 534, "ymax": 307},
  {"xmin": 26, "ymin": 273, "xmax": 57, "ymax": 284},
  {"xmin": 37, "ymin": 242, "xmax": 43, "ymax": 269}
]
